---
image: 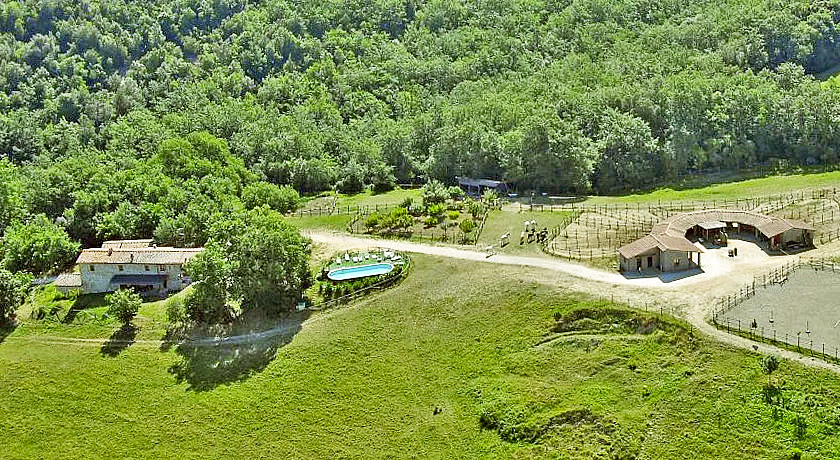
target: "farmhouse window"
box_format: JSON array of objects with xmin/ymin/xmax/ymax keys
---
[
  {"xmin": 118, "ymin": 265, "xmax": 124, "ymax": 271},
  {"xmin": 144, "ymin": 265, "xmax": 150, "ymax": 271},
  {"xmin": 89, "ymin": 265, "xmax": 95, "ymax": 272},
  {"xmin": 673, "ymin": 257, "xmax": 680, "ymax": 266},
  {"xmin": 158, "ymin": 265, "xmax": 165, "ymax": 272}
]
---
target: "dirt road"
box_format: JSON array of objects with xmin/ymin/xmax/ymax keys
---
[{"xmin": 307, "ymin": 230, "xmax": 840, "ymax": 373}]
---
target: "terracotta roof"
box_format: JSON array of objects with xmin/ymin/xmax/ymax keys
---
[
  {"xmin": 618, "ymin": 209, "xmax": 814, "ymax": 259},
  {"xmin": 617, "ymin": 234, "xmax": 702, "ymax": 259},
  {"xmin": 54, "ymin": 272, "xmax": 82, "ymax": 288},
  {"xmin": 76, "ymin": 247, "xmax": 203, "ymax": 265},
  {"xmin": 102, "ymin": 239, "xmax": 154, "ymax": 249}
]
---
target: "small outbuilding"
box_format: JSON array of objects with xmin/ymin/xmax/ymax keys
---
[{"xmin": 618, "ymin": 209, "xmax": 814, "ymax": 274}]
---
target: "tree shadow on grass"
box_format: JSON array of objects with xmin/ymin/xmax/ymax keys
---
[
  {"xmin": 100, "ymin": 324, "xmax": 139, "ymax": 357},
  {"xmin": 0, "ymin": 322, "xmax": 16, "ymax": 344},
  {"xmin": 63, "ymin": 293, "xmax": 107, "ymax": 324},
  {"xmin": 168, "ymin": 310, "xmax": 309, "ymax": 391}
]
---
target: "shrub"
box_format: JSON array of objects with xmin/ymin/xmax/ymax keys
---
[
  {"xmin": 365, "ymin": 213, "xmax": 382, "ymax": 230},
  {"xmin": 424, "ymin": 216, "xmax": 439, "ymax": 227},
  {"xmin": 422, "ymin": 180, "xmax": 448, "ymax": 209},
  {"xmin": 428, "ymin": 204, "xmax": 445, "ymax": 217},
  {"xmin": 447, "ymin": 186, "xmax": 464, "ymax": 200},
  {"xmin": 400, "ymin": 197, "xmax": 413, "ymax": 209},
  {"xmin": 0, "ymin": 269, "xmax": 31, "ymax": 325},
  {"xmin": 447, "ymin": 210, "xmax": 460, "ymax": 220},
  {"xmin": 165, "ymin": 294, "xmax": 187, "ymax": 325},
  {"xmin": 466, "ymin": 198, "xmax": 484, "ymax": 220},
  {"xmin": 459, "ymin": 219, "xmax": 476, "ymax": 234},
  {"xmin": 241, "ymin": 182, "xmax": 300, "ymax": 213},
  {"xmin": 105, "ymin": 289, "xmax": 142, "ymax": 325}
]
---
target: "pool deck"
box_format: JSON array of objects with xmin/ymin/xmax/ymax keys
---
[{"xmin": 324, "ymin": 249, "xmax": 404, "ymax": 280}]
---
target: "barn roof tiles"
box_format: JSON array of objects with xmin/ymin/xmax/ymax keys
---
[
  {"xmin": 618, "ymin": 209, "xmax": 814, "ymax": 259},
  {"xmin": 76, "ymin": 247, "xmax": 203, "ymax": 265},
  {"xmin": 101, "ymin": 239, "xmax": 154, "ymax": 249},
  {"xmin": 54, "ymin": 272, "xmax": 82, "ymax": 288}
]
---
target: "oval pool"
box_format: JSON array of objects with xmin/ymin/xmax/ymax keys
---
[{"xmin": 328, "ymin": 262, "xmax": 395, "ymax": 281}]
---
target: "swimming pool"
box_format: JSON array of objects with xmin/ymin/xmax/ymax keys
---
[{"xmin": 327, "ymin": 262, "xmax": 395, "ymax": 281}]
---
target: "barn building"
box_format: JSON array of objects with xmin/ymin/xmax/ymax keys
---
[
  {"xmin": 456, "ymin": 176, "xmax": 509, "ymax": 197},
  {"xmin": 55, "ymin": 240, "xmax": 203, "ymax": 296},
  {"xmin": 617, "ymin": 209, "xmax": 814, "ymax": 273}
]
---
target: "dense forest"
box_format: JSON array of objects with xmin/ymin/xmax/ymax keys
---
[{"xmin": 2, "ymin": 0, "xmax": 840, "ymax": 270}]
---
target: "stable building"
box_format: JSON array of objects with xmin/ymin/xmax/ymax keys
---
[
  {"xmin": 55, "ymin": 240, "xmax": 203, "ymax": 296},
  {"xmin": 617, "ymin": 209, "xmax": 814, "ymax": 273}
]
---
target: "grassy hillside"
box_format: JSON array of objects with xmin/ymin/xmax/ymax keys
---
[
  {"xmin": 1, "ymin": 255, "xmax": 839, "ymax": 459},
  {"xmin": 586, "ymin": 170, "xmax": 840, "ymax": 204}
]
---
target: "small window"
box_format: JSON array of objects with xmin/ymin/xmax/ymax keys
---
[
  {"xmin": 673, "ymin": 257, "xmax": 680, "ymax": 266},
  {"xmin": 158, "ymin": 265, "xmax": 166, "ymax": 272},
  {"xmin": 118, "ymin": 265, "xmax": 124, "ymax": 271},
  {"xmin": 144, "ymin": 265, "xmax": 150, "ymax": 271},
  {"xmin": 89, "ymin": 265, "xmax": 95, "ymax": 272}
]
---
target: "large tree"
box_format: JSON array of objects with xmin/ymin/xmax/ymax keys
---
[
  {"xmin": 184, "ymin": 207, "xmax": 311, "ymax": 322},
  {"xmin": 1, "ymin": 214, "xmax": 79, "ymax": 275}
]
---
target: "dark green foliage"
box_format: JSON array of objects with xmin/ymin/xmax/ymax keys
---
[
  {"xmin": 0, "ymin": 269, "xmax": 31, "ymax": 325},
  {"xmin": 1, "ymin": 214, "xmax": 79, "ymax": 275},
  {"xmin": 183, "ymin": 243, "xmax": 231, "ymax": 324},
  {"xmin": 241, "ymin": 182, "xmax": 299, "ymax": 213},
  {"xmin": 184, "ymin": 207, "xmax": 312, "ymax": 321},
  {"xmin": 105, "ymin": 289, "xmax": 141, "ymax": 325}
]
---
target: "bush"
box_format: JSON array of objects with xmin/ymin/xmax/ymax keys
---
[
  {"xmin": 422, "ymin": 180, "xmax": 448, "ymax": 209},
  {"xmin": 424, "ymin": 216, "xmax": 439, "ymax": 227},
  {"xmin": 447, "ymin": 186, "xmax": 464, "ymax": 200},
  {"xmin": 105, "ymin": 289, "xmax": 142, "ymax": 325},
  {"xmin": 0, "ymin": 269, "xmax": 31, "ymax": 325},
  {"xmin": 428, "ymin": 204, "xmax": 444, "ymax": 217},
  {"xmin": 165, "ymin": 294, "xmax": 187, "ymax": 325},
  {"xmin": 447, "ymin": 211, "xmax": 460, "ymax": 220},
  {"xmin": 241, "ymin": 182, "xmax": 300, "ymax": 213},
  {"xmin": 365, "ymin": 213, "xmax": 382, "ymax": 230},
  {"xmin": 459, "ymin": 219, "xmax": 476, "ymax": 234},
  {"xmin": 466, "ymin": 198, "xmax": 485, "ymax": 220}
]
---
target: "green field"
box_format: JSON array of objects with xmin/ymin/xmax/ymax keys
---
[
  {"xmin": 2, "ymin": 256, "xmax": 839, "ymax": 459},
  {"xmin": 299, "ymin": 188, "xmax": 422, "ymax": 212},
  {"xmin": 585, "ymin": 170, "xmax": 840, "ymax": 204}
]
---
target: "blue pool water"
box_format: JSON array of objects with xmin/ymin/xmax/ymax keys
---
[{"xmin": 328, "ymin": 262, "xmax": 395, "ymax": 281}]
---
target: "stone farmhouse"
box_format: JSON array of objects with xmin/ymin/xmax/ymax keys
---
[
  {"xmin": 55, "ymin": 239, "xmax": 203, "ymax": 296},
  {"xmin": 617, "ymin": 209, "xmax": 814, "ymax": 273}
]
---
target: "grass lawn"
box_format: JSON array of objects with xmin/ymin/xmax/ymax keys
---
[
  {"xmin": 286, "ymin": 213, "xmax": 353, "ymax": 231},
  {"xmin": 478, "ymin": 209, "xmax": 578, "ymax": 255},
  {"xmin": 584, "ymin": 170, "xmax": 840, "ymax": 204},
  {"xmin": 299, "ymin": 188, "xmax": 422, "ymax": 212},
  {"xmin": 1, "ymin": 256, "xmax": 839, "ymax": 458}
]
